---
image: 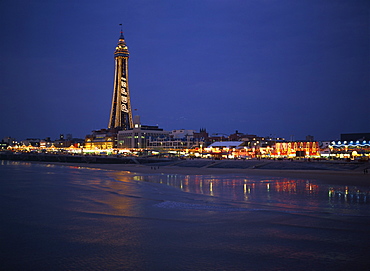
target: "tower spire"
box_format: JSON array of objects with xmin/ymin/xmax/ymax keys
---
[{"xmin": 119, "ymin": 23, "xmax": 124, "ymax": 39}]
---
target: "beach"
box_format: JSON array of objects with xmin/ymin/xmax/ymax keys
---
[{"xmin": 1, "ymin": 160, "xmax": 370, "ymax": 270}]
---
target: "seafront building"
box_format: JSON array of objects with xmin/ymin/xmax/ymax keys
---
[
  {"xmin": 117, "ymin": 116, "xmax": 169, "ymax": 148},
  {"xmin": 85, "ymin": 129, "xmax": 116, "ymax": 150},
  {"xmin": 329, "ymin": 140, "xmax": 370, "ymax": 159},
  {"xmin": 4, "ymin": 133, "xmax": 370, "ymax": 160},
  {"xmin": 147, "ymin": 135, "xmax": 205, "ymax": 150},
  {"xmin": 201, "ymin": 140, "xmax": 320, "ymax": 159}
]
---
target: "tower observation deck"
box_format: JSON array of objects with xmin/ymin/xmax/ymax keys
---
[{"xmin": 108, "ymin": 30, "xmax": 133, "ymax": 130}]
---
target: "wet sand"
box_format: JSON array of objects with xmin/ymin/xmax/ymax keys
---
[
  {"xmin": 2, "ymin": 160, "xmax": 370, "ymax": 270},
  {"xmin": 42, "ymin": 161, "xmax": 370, "ymax": 187}
]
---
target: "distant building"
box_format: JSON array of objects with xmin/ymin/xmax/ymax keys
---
[
  {"xmin": 147, "ymin": 136, "xmax": 204, "ymax": 149},
  {"xmin": 193, "ymin": 128, "xmax": 209, "ymax": 144},
  {"xmin": 329, "ymin": 140, "xmax": 370, "ymax": 159},
  {"xmin": 207, "ymin": 141, "xmax": 245, "ymax": 149},
  {"xmin": 145, "ymin": 128, "xmax": 206, "ymax": 150},
  {"xmin": 306, "ymin": 135, "xmax": 314, "ymax": 141},
  {"xmin": 204, "ymin": 141, "xmax": 246, "ymax": 159},
  {"xmin": 272, "ymin": 141, "xmax": 320, "ymax": 157},
  {"xmin": 40, "ymin": 138, "xmax": 53, "ymax": 148},
  {"xmin": 0, "ymin": 140, "xmax": 8, "ymax": 150},
  {"xmin": 117, "ymin": 116, "xmax": 169, "ymax": 148},
  {"xmin": 228, "ymin": 130, "xmax": 246, "ymax": 141},
  {"xmin": 54, "ymin": 134, "xmax": 69, "ymax": 148},
  {"xmin": 85, "ymin": 129, "xmax": 117, "ymax": 150},
  {"xmin": 170, "ymin": 129, "xmax": 196, "ymax": 139},
  {"xmin": 54, "ymin": 134, "xmax": 84, "ymax": 148},
  {"xmin": 2, "ymin": 137, "xmax": 17, "ymax": 146},
  {"xmin": 319, "ymin": 141, "xmax": 331, "ymax": 157},
  {"xmin": 21, "ymin": 138, "xmax": 41, "ymax": 147}
]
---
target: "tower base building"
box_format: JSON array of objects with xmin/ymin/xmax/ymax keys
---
[{"xmin": 117, "ymin": 116, "xmax": 169, "ymax": 149}]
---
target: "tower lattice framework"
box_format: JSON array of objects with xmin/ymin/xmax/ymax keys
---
[{"xmin": 108, "ymin": 31, "xmax": 133, "ymax": 130}]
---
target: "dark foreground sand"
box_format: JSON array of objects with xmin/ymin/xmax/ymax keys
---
[{"xmin": 41, "ymin": 161, "xmax": 370, "ymax": 187}]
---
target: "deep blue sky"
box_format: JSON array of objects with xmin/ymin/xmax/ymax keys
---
[{"xmin": 1, "ymin": 0, "xmax": 369, "ymax": 141}]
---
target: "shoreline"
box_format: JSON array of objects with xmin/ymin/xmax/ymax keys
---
[{"xmin": 23, "ymin": 160, "xmax": 370, "ymax": 187}]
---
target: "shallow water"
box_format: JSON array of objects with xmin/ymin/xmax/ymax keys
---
[
  {"xmin": 134, "ymin": 173, "xmax": 370, "ymax": 216},
  {"xmin": 1, "ymin": 161, "xmax": 369, "ymax": 270}
]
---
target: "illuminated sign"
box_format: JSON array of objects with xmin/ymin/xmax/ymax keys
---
[{"xmin": 120, "ymin": 75, "xmax": 128, "ymax": 113}]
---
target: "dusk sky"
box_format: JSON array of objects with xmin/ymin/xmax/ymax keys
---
[{"xmin": 1, "ymin": 0, "xmax": 368, "ymax": 141}]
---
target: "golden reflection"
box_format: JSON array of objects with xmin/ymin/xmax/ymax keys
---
[
  {"xmin": 243, "ymin": 183, "xmax": 249, "ymax": 200},
  {"xmin": 105, "ymin": 171, "xmax": 145, "ymax": 216},
  {"xmin": 133, "ymin": 175, "xmax": 144, "ymax": 181}
]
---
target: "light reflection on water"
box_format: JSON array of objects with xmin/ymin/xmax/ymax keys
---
[
  {"xmin": 2, "ymin": 161, "xmax": 370, "ymax": 270},
  {"xmin": 131, "ymin": 173, "xmax": 370, "ymax": 214}
]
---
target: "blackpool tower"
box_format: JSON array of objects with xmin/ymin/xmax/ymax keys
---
[{"xmin": 108, "ymin": 29, "xmax": 133, "ymax": 130}]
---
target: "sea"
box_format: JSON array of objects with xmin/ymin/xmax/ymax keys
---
[{"xmin": 1, "ymin": 160, "xmax": 369, "ymax": 271}]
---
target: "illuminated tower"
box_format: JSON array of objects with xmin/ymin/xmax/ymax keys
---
[{"xmin": 108, "ymin": 29, "xmax": 133, "ymax": 130}]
